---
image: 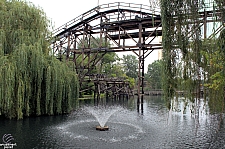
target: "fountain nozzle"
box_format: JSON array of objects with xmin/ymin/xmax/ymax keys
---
[{"xmin": 96, "ymin": 126, "xmax": 109, "ymax": 131}]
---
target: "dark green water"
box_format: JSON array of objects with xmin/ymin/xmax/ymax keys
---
[{"xmin": 0, "ymin": 96, "xmax": 224, "ymax": 149}]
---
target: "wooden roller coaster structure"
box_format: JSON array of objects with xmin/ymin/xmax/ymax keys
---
[
  {"xmin": 51, "ymin": 1, "xmax": 224, "ymax": 104},
  {"xmin": 51, "ymin": 2, "xmax": 162, "ymax": 103}
]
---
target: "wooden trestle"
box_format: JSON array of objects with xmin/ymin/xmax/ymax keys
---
[
  {"xmin": 51, "ymin": 2, "xmax": 162, "ymax": 103},
  {"xmin": 92, "ymin": 75, "xmax": 132, "ymax": 101},
  {"xmin": 51, "ymin": 2, "xmax": 224, "ymax": 105}
]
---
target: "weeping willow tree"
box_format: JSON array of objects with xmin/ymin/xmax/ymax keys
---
[
  {"xmin": 201, "ymin": 28, "xmax": 225, "ymax": 112},
  {"xmin": 161, "ymin": 0, "xmax": 225, "ymax": 112},
  {"xmin": 0, "ymin": 0, "xmax": 79, "ymax": 119}
]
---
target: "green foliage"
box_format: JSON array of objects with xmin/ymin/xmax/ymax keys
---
[
  {"xmin": 161, "ymin": 0, "xmax": 177, "ymax": 98},
  {"xmin": 101, "ymin": 52, "xmax": 119, "ymax": 75},
  {"xmin": 122, "ymin": 54, "xmax": 138, "ymax": 79},
  {"xmin": 0, "ymin": 0, "xmax": 50, "ymax": 55},
  {"xmin": 77, "ymin": 36, "xmax": 119, "ymax": 74},
  {"xmin": 0, "ymin": 0, "xmax": 79, "ymax": 119},
  {"xmin": 202, "ymin": 29, "xmax": 225, "ymax": 106},
  {"xmin": 108, "ymin": 62, "xmax": 124, "ymax": 77},
  {"xmin": 77, "ymin": 37, "xmax": 136, "ymax": 90},
  {"xmin": 161, "ymin": 0, "xmax": 203, "ymax": 98},
  {"xmin": 146, "ymin": 60, "xmax": 162, "ymax": 89},
  {"xmin": 125, "ymin": 77, "xmax": 135, "ymax": 89},
  {"xmin": 160, "ymin": 0, "xmax": 225, "ymax": 112}
]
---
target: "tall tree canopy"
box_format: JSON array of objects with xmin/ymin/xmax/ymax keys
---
[
  {"xmin": 0, "ymin": 0, "xmax": 79, "ymax": 119},
  {"xmin": 146, "ymin": 60, "xmax": 162, "ymax": 89},
  {"xmin": 122, "ymin": 54, "xmax": 138, "ymax": 79}
]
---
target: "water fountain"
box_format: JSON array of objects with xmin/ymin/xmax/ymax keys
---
[
  {"xmin": 84, "ymin": 106, "xmax": 121, "ymax": 131},
  {"xmin": 8, "ymin": 97, "xmax": 224, "ymax": 149}
]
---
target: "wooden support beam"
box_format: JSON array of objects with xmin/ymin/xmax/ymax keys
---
[{"xmin": 52, "ymin": 3, "xmax": 223, "ymax": 97}]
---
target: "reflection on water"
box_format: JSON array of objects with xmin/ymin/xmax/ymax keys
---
[{"xmin": 0, "ymin": 96, "xmax": 224, "ymax": 149}]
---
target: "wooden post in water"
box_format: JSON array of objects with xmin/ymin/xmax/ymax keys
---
[{"xmin": 137, "ymin": 23, "xmax": 142, "ymax": 104}]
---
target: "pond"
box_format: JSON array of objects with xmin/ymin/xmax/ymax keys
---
[{"xmin": 0, "ymin": 96, "xmax": 224, "ymax": 149}]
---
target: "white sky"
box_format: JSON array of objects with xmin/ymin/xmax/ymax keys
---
[{"xmin": 28, "ymin": 0, "xmax": 161, "ymax": 72}]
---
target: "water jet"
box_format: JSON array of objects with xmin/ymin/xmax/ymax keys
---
[{"xmin": 84, "ymin": 106, "xmax": 121, "ymax": 130}]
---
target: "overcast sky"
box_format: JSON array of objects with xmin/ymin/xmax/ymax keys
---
[
  {"xmin": 28, "ymin": 0, "xmax": 160, "ymax": 71},
  {"xmin": 28, "ymin": 0, "xmax": 159, "ymax": 29}
]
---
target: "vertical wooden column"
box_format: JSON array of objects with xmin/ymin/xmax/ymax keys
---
[
  {"xmin": 59, "ymin": 41, "xmax": 63, "ymax": 61},
  {"xmin": 137, "ymin": 23, "xmax": 141, "ymax": 104},
  {"xmin": 138, "ymin": 22, "xmax": 144, "ymax": 104},
  {"xmin": 106, "ymin": 82, "xmax": 109, "ymax": 101},
  {"xmin": 94, "ymin": 82, "xmax": 97, "ymax": 105},
  {"xmin": 141, "ymin": 28, "xmax": 146, "ymax": 105},
  {"xmin": 66, "ymin": 34, "xmax": 71, "ymax": 62},
  {"xmin": 204, "ymin": 9, "xmax": 207, "ymax": 39},
  {"xmin": 73, "ymin": 35, "xmax": 79, "ymax": 86},
  {"xmin": 94, "ymin": 80, "xmax": 100, "ymax": 105},
  {"xmin": 82, "ymin": 24, "xmax": 85, "ymax": 68},
  {"xmin": 88, "ymin": 31, "xmax": 91, "ymax": 76},
  {"xmin": 100, "ymin": 14, "xmax": 103, "ymax": 48}
]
